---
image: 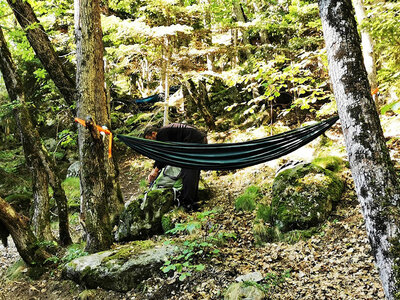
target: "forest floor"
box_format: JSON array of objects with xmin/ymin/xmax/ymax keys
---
[{"xmin": 1, "ymin": 118, "xmax": 400, "ymax": 299}]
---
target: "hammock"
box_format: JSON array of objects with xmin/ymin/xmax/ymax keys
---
[
  {"xmin": 135, "ymin": 86, "xmax": 180, "ymax": 104},
  {"xmin": 117, "ymin": 116, "xmax": 339, "ymax": 170}
]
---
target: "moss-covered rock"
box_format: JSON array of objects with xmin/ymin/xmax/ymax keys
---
[
  {"xmin": 63, "ymin": 242, "xmax": 177, "ymax": 292},
  {"xmin": 224, "ymin": 282, "xmax": 265, "ymax": 300},
  {"xmin": 270, "ymin": 163, "xmax": 344, "ymax": 232},
  {"xmin": 115, "ymin": 189, "xmax": 175, "ymax": 242}
]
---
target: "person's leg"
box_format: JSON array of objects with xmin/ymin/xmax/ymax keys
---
[{"xmin": 180, "ymin": 168, "xmax": 200, "ymax": 209}]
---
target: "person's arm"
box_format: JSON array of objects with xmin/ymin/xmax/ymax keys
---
[{"xmin": 148, "ymin": 166, "xmax": 160, "ymax": 183}]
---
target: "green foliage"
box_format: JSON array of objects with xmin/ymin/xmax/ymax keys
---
[
  {"xmin": 165, "ymin": 210, "xmax": 217, "ymax": 235},
  {"xmin": 0, "ymin": 148, "xmax": 25, "ymax": 173},
  {"xmin": 61, "ymin": 177, "xmax": 80, "ymax": 210},
  {"xmin": 162, "ymin": 209, "xmax": 235, "ymax": 280},
  {"xmin": 161, "ymin": 239, "xmax": 220, "ymax": 281},
  {"xmin": 235, "ymin": 185, "xmax": 262, "ymax": 212},
  {"xmin": 363, "ymin": 2, "xmax": 400, "ymax": 105},
  {"xmin": 243, "ymin": 269, "xmax": 291, "ymax": 294},
  {"xmin": 45, "ymin": 243, "xmax": 88, "ymax": 265},
  {"xmin": 57, "ymin": 129, "xmax": 77, "ymax": 149}
]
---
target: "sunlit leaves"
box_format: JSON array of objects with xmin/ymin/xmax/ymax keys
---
[{"xmin": 362, "ymin": 2, "xmax": 400, "ymax": 101}]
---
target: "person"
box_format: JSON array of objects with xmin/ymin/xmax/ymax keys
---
[{"xmin": 144, "ymin": 123, "xmax": 207, "ymax": 211}]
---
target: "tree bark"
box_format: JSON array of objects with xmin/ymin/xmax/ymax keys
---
[
  {"xmin": 0, "ymin": 196, "xmax": 51, "ymax": 266},
  {"xmin": 200, "ymin": 0, "xmax": 214, "ymax": 72},
  {"xmin": 352, "ymin": 0, "xmax": 379, "ymax": 104},
  {"xmin": 163, "ymin": 36, "xmax": 170, "ymax": 126},
  {"xmin": 183, "ymin": 79, "xmax": 215, "ymax": 130},
  {"xmin": 75, "ymin": 0, "xmax": 124, "ymax": 253},
  {"xmin": 318, "ymin": 1, "xmax": 400, "ymax": 299},
  {"xmin": 0, "ymin": 27, "xmax": 72, "ymax": 245},
  {"xmin": 6, "ymin": 0, "xmax": 76, "ymax": 107}
]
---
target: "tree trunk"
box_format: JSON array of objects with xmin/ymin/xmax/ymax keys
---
[
  {"xmin": 163, "ymin": 36, "xmax": 170, "ymax": 126},
  {"xmin": 232, "ymin": 2, "xmax": 249, "ymax": 45},
  {"xmin": 0, "ymin": 27, "xmax": 72, "ymax": 246},
  {"xmin": 200, "ymin": 0, "xmax": 214, "ymax": 72},
  {"xmin": 7, "ymin": 0, "xmax": 76, "ymax": 107},
  {"xmin": 318, "ymin": 1, "xmax": 400, "ymax": 299},
  {"xmin": 31, "ymin": 160, "xmax": 53, "ymax": 241},
  {"xmin": 75, "ymin": 0, "xmax": 124, "ymax": 253},
  {"xmin": 183, "ymin": 79, "xmax": 215, "ymax": 130},
  {"xmin": 0, "ymin": 197, "xmax": 51, "ymax": 266},
  {"xmin": 0, "ymin": 27, "xmax": 53, "ymax": 241},
  {"xmin": 352, "ymin": 0, "xmax": 379, "ymax": 104}
]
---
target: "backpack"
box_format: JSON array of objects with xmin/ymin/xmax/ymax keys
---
[{"xmin": 151, "ymin": 165, "xmax": 183, "ymax": 190}]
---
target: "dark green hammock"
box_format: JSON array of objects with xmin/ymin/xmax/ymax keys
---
[{"xmin": 117, "ymin": 116, "xmax": 339, "ymax": 170}]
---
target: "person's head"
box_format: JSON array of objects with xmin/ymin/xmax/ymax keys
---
[{"xmin": 143, "ymin": 126, "xmax": 159, "ymax": 140}]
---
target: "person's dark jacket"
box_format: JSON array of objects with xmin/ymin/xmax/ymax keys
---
[{"xmin": 154, "ymin": 123, "xmax": 207, "ymax": 169}]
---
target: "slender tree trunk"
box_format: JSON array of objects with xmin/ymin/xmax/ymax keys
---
[
  {"xmin": 0, "ymin": 27, "xmax": 52, "ymax": 241},
  {"xmin": 163, "ymin": 36, "xmax": 170, "ymax": 126},
  {"xmin": 6, "ymin": 0, "xmax": 76, "ymax": 107},
  {"xmin": 0, "ymin": 196, "xmax": 51, "ymax": 266},
  {"xmin": 318, "ymin": 1, "xmax": 400, "ymax": 299},
  {"xmin": 75, "ymin": 0, "xmax": 124, "ymax": 253},
  {"xmin": 0, "ymin": 27, "xmax": 72, "ymax": 245},
  {"xmin": 352, "ymin": 0, "xmax": 379, "ymax": 104},
  {"xmin": 201, "ymin": 0, "xmax": 214, "ymax": 72},
  {"xmin": 232, "ymin": 2, "xmax": 249, "ymax": 44}
]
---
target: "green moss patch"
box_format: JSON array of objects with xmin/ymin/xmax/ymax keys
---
[
  {"xmin": 312, "ymin": 156, "xmax": 347, "ymax": 172},
  {"xmin": 103, "ymin": 240, "xmax": 155, "ymax": 263},
  {"xmin": 61, "ymin": 177, "xmax": 80, "ymax": 211},
  {"xmin": 235, "ymin": 185, "xmax": 263, "ymax": 212}
]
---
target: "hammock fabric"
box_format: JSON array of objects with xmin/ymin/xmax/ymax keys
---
[
  {"xmin": 135, "ymin": 86, "xmax": 180, "ymax": 104},
  {"xmin": 117, "ymin": 116, "xmax": 339, "ymax": 171}
]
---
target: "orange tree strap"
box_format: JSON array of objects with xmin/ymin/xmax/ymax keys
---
[
  {"xmin": 74, "ymin": 117, "xmax": 113, "ymax": 158},
  {"xmin": 371, "ymin": 87, "xmax": 379, "ymax": 96}
]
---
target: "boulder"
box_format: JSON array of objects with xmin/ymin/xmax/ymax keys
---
[
  {"xmin": 115, "ymin": 189, "xmax": 175, "ymax": 242},
  {"xmin": 67, "ymin": 161, "xmax": 80, "ymax": 178},
  {"xmin": 270, "ymin": 163, "xmax": 343, "ymax": 232},
  {"xmin": 224, "ymin": 282, "xmax": 265, "ymax": 300},
  {"xmin": 63, "ymin": 242, "xmax": 177, "ymax": 292}
]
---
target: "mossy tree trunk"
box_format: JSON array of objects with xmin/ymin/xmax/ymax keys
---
[
  {"xmin": 0, "ymin": 196, "xmax": 51, "ymax": 266},
  {"xmin": 0, "ymin": 27, "xmax": 72, "ymax": 245},
  {"xmin": 183, "ymin": 79, "xmax": 215, "ymax": 130},
  {"xmin": 318, "ymin": 1, "xmax": 400, "ymax": 299},
  {"xmin": 6, "ymin": 0, "xmax": 76, "ymax": 108},
  {"xmin": 74, "ymin": 0, "xmax": 124, "ymax": 253}
]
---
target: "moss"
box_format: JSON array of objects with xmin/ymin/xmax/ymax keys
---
[
  {"xmin": 62, "ymin": 177, "xmax": 81, "ymax": 210},
  {"xmin": 270, "ymin": 163, "xmax": 344, "ymax": 232},
  {"xmin": 78, "ymin": 289, "xmax": 97, "ymax": 300},
  {"xmin": 256, "ymin": 203, "xmax": 272, "ymax": 222},
  {"xmin": 235, "ymin": 185, "xmax": 262, "ymax": 212},
  {"xmin": 103, "ymin": 240, "xmax": 155, "ymax": 263},
  {"xmin": 312, "ymin": 156, "xmax": 346, "ymax": 172},
  {"xmin": 5, "ymin": 192, "xmax": 32, "ymax": 214},
  {"xmin": 5, "ymin": 259, "xmax": 27, "ymax": 280},
  {"xmin": 253, "ymin": 222, "xmax": 274, "ymax": 245}
]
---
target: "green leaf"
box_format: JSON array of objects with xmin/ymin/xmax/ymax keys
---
[
  {"xmin": 195, "ymin": 264, "xmax": 205, "ymax": 271},
  {"xmin": 179, "ymin": 272, "xmax": 191, "ymax": 281}
]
